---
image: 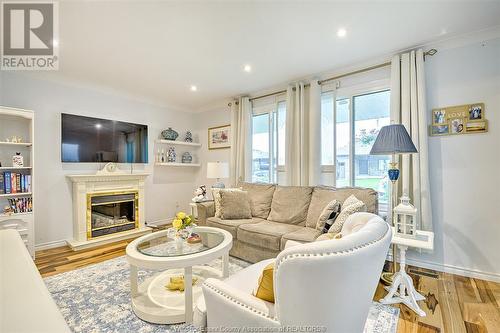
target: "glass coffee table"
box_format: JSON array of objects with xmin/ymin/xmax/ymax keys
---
[{"xmin": 126, "ymin": 227, "xmax": 232, "ymax": 324}]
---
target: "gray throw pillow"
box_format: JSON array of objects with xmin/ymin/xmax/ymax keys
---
[{"xmin": 219, "ymin": 190, "xmax": 252, "ymax": 219}]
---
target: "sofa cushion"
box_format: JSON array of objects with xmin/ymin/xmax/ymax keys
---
[
  {"xmin": 305, "ymin": 187, "xmax": 378, "ymax": 227},
  {"xmin": 237, "ymin": 221, "xmax": 302, "ymax": 251},
  {"xmin": 239, "ymin": 182, "xmax": 276, "ymax": 219},
  {"xmin": 220, "ymin": 190, "xmax": 252, "ymax": 219},
  {"xmin": 280, "ymin": 227, "xmax": 322, "ymax": 250},
  {"xmin": 267, "ymin": 186, "xmax": 313, "ymax": 225},
  {"xmin": 206, "ymin": 217, "xmax": 264, "ymax": 239}
]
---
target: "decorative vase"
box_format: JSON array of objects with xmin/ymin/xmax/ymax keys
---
[
  {"xmin": 12, "ymin": 152, "xmax": 23, "ymax": 167},
  {"xmin": 181, "ymin": 152, "xmax": 192, "ymax": 163},
  {"xmin": 161, "ymin": 127, "xmax": 179, "ymax": 141},
  {"xmin": 167, "ymin": 147, "xmax": 176, "ymax": 162},
  {"xmin": 175, "ymin": 235, "xmax": 184, "ymax": 251},
  {"xmin": 184, "ymin": 131, "xmax": 193, "ymax": 142}
]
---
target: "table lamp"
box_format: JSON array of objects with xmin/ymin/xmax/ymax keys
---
[
  {"xmin": 207, "ymin": 161, "xmax": 229, "ymax": 188},
  {"xmin": 370, "ymin": 124, "xmax": 418, "ymax": 284}
]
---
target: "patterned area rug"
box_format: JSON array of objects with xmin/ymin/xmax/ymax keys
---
[{"xmin": 44, "ymin": 256, "xmax": 399, "ymax": 333}]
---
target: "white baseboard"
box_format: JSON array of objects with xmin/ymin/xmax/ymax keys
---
[
  {"xmin": 146, "ymin": 218, "xmax": 173, "ymax": 227},
  {"xmin": 387, "ymin": 253, "xmax": 500, "ymax": 283},
  {"xmin": 35, "ymin": 239, "xmax": 68, "ymax": 251}
]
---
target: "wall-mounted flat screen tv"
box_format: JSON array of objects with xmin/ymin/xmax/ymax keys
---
[{"xmin": 61, "ymin": 113, "xmax": 148, "ymax": 163}]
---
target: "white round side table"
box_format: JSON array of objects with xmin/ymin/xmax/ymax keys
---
[{"xmin": 126, "ymin": 226, "xmax": 232, "ymax": 324}]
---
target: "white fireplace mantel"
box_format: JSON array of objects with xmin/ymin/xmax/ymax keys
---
[
  {"xmin": 67, "ymin": 173, "xmax": 150, "ymax": 183},
  {"xmin": 66, "ymin": 169, "xmax": 152, "ymax": 250}
]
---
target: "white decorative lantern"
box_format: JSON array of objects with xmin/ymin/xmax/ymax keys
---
[{"xmin": 393, "ymin": 195, "xmax": 417, "ymax": 238}]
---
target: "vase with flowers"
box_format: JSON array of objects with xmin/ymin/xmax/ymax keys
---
[{"xmin": 168, "ymin": 211, "xmax": 196, "ymax": 250}]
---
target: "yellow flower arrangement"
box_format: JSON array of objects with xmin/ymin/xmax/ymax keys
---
[
  {"xmin": 172, "ymin": 219, "xmax": 183, "ymax": 229},
  {"xmin": 172, "ymin": 211, "xmax": 194, "ymax": 230}
]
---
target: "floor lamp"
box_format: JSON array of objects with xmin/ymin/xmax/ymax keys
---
[{"xmin": 370, "ymin": 124, "xmax": 418, "ymax": 285}]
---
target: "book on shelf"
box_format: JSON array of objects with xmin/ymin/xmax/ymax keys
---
[
  {"xmin": 2, "ymin": 172, "xmax": 31, "ymax": 194},
  {"xmin": 7, "ymin": 197, "xmax": 33, "ymax": 214}
]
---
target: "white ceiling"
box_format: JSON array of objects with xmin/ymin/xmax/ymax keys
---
[{"xmin": 35, "ymin": 1, "xmax": 500, "ymax": 111}]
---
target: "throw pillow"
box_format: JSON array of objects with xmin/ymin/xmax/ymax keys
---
[
  {"xmin": 328, "ymin": 195, "xmax": 367, "ymax": 234},
  {"xmin": 212, "ymin": 187, "xmax": 241, "ymax": 218},
  {"xmin": 219, "ymin": 190, "xmax": 252, "ymax": 219},
  {"xmin": 316, "ymin": 199, "xmax": 341, "ymax": 232},
  {"xmin": 253, "ymin": 262, "xmax": 275, "ymax": 303}
]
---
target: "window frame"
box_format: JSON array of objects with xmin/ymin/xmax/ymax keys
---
[
  {"xmin": 321, "ymin": 79, "xmax": 390, "ymax": 184},
  {"xmin": 320, "ymin": 79, "xmax": 390, "ymax": 215},
  {"xmin": 251, "ymin": 96, "xmax": 286, "ymax": 184}
]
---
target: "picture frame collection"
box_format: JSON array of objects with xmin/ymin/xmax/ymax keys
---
[{"xmin": 429, "ymin": 103, "xmax": 488, "ymax": 136}]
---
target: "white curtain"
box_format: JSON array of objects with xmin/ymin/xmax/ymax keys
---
[
  {"xmin": 229, "ymin": 97, "xmax": 252, "ymax": 186},
  {"xmin": 390, "ymin": 49, "xmax": 433, "ymax": 231},
  {"xmin": 308, "ymin": 80, "xmax": 322, "ymax": 186},
  {"xmin": 285, "ymin": 83, "xmax": 309, "ymax": 186}
]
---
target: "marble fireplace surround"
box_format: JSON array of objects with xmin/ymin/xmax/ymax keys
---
[{"xmin": 66, "ymin": 169, "xmax": 151, "ymax": 250}]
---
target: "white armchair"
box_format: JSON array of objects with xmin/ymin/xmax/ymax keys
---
[{"xmin": 196, "ymin": 212, "xmax": 392, "ymax": 332}]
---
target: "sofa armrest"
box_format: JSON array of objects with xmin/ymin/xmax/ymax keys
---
[
  {"xmin": 202, "ymin": 278, "xmax": 280, "ymax": 328},
  {"xmin": 196, "ymin": 201, "xmax": 215, "ymax": 225}
]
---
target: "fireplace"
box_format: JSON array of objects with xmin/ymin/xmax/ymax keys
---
[
  {"xmin": 67, "ymin": 167, "xmax": 150, "ymax": 250},
  {"xmin": 87, "ymin": 191, "xmax": 139, "ymax": 239}
]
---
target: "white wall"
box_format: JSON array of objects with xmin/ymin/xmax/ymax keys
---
[
  {"xmin": 194, "ymin": 105, "xmax": 231, "ymax": 197},
  {"xmin": 408, "ymin": 37, "xmax": 500, "ymax": 280},
  {"xmin": 0, "ymin": 73, "xmax": 200, "ymax": 247}
]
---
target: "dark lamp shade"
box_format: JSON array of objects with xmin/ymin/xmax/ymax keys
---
[{"xmin": 370, "ymin": 124, "xmax": 418, "ymax": 155}]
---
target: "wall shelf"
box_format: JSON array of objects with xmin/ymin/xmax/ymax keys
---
[
  {"xmin": 0, "ymin": 166, "xmax": 32, "ymax": 170},
  {"xmin": 155, "ymin": 140, "xmax": 201, "ymax": 147},
  {"xmin": 155, "ymin": 163, "xmax": 201, "ymax": 167},
  {"xmin": 0, "ymin": 141, "xmax": 32, "ymax": 147},
  {"xmin": 0, "ymin": 192, "xmax": 32, "ymax": 198},
  {"xmin": 0, "ymin": 211, "xmax": 33, "ymax": 218}
]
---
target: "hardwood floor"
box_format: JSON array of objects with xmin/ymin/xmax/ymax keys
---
[{"xmin": 35, "ymin": 241, "xmax": 500, "ymax": 333}]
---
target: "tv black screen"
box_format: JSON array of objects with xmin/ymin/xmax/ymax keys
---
[{"xmin": 61, "ymin": 114, "xmax": 148, "ymax": 163}]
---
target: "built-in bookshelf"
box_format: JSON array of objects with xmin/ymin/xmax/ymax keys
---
[{"xmin": 0, "ymin": 107, "xmax": 35, "ymax": 258}]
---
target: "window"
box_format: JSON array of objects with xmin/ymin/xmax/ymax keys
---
[
  {"xmin": 321, "ymin": 89, "xmax": 390, "ymax": 214},
  {"xmin": 252, "ymin": 101, "xmax": 286, "ymax": 183}
]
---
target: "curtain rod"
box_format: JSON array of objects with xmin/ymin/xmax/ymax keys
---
[
  {"xmin": 227, "ymin": 89, "xmax": 287, "ymax": 107},
  {"xmin": 250, "ymin": 89, "xmax": 287, "ymax": 102},
  {"xmin": 228, "ymin": 49, "xmax": 437, "ymax": 107},
  {"xmin": 317, "ymin": 62, "xmax": 391, "ymax": 85},
  {"xmin": 318, "ymin": 48, "xmax": 437, "ymax": 85}
]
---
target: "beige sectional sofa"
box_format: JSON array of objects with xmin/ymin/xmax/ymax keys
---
[{"xmin": 197, "ymin": 182, "xmax": 378, "ymax": 263}]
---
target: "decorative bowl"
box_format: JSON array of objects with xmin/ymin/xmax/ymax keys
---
[{"xmin": 161, "ymin": 127, "xmax": 179, "ymax": 141}]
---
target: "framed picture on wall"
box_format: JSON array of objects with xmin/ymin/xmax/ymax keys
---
[{"xmin": 208, "ymin": 124, "xmax": 231, "ymax": 150}]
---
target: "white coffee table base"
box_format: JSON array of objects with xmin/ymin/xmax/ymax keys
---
[
  {"xmin": 131, "ymin": 265, "xmax": 223, "ymax": 324},
  {"xmin": 380, "ymin": 245, "xmax": 426, "ymax": 317}
]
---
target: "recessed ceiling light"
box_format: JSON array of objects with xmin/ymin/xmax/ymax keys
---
[
  {"xmin": 95, "ymin": 123, "xmax": 102, "ymax": 129},
  {"xmin": 190, "ymin": 85, "xmax": 197, "ymax": 92},
  {"xmin": 243, "ymin": 64, "xmax": 252, "ymax": 73},
  {"xmin": 337, "ymin": 28, "xmax": 347, "ymax": 38}
]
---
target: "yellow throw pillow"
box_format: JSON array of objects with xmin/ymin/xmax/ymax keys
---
[{"xmin": 253, "ymin": 262, "xmax": 275, "ymax": 303}]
